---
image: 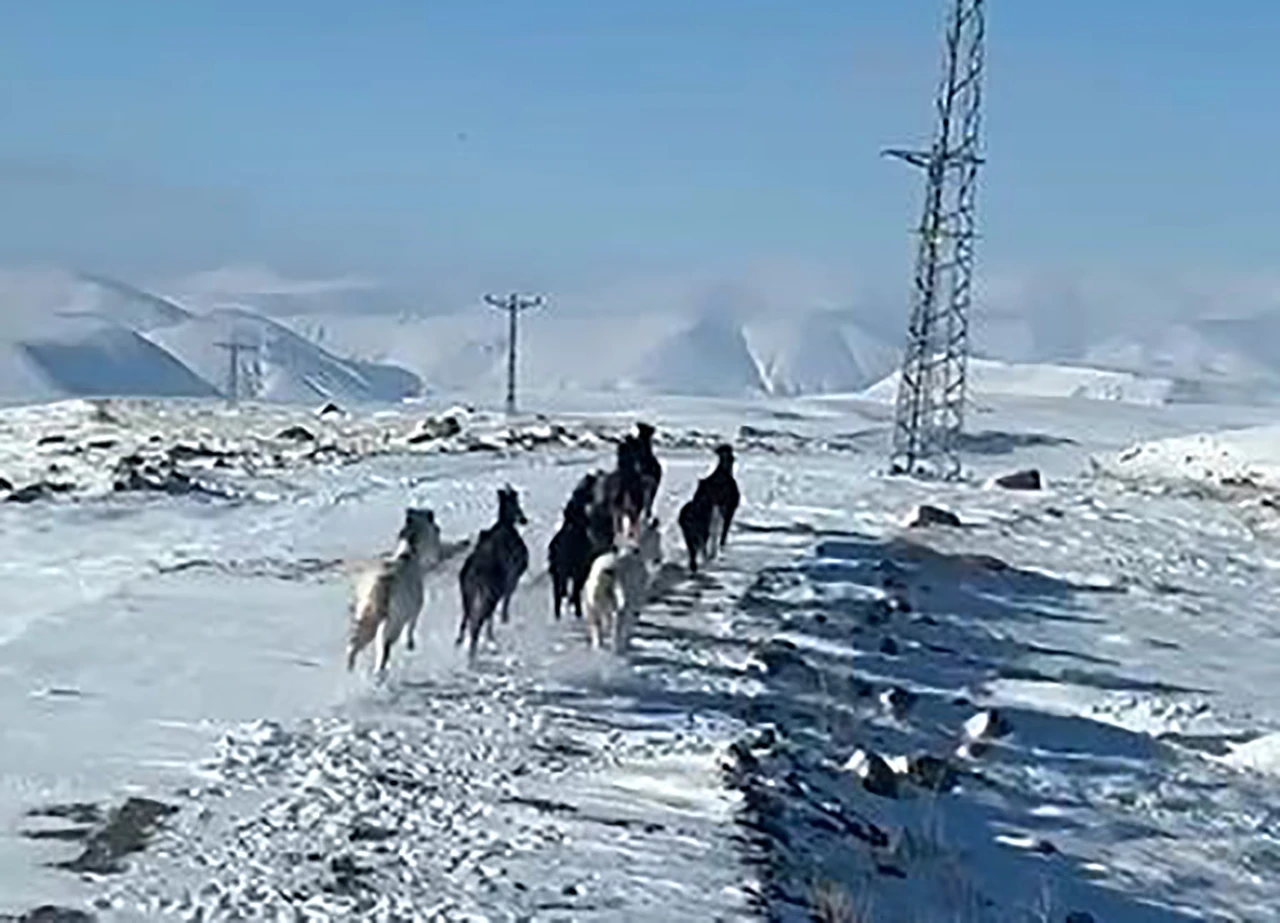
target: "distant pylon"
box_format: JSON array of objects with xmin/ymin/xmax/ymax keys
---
[
  {"xmin": 884, "ymin": 0, "xmax": 985, "ymax": 480},
  {"xmin": 214, "ymin": 327, "xmax": 261, "ymax": 406},
  {"xmin": 483, "ymin": 292, "xmax": 544, "ymax": 415}
]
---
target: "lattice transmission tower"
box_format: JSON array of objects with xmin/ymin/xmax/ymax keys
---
[{"xmin": 885, "ymin": 0, "xmax": 985, "ymax": 480}]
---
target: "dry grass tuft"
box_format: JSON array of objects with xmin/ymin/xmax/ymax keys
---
[{"xmin": 811, "ymin": 880, "xmax": 863, "ymax": 923}]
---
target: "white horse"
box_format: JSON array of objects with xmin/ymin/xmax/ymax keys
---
[
  {"xmin": 347, "ymin": 508, "xmax": 443, "ymax": 675},
  {"xmin": 582, "ymin": 516, "xmax": 662, "ymax": 654}
]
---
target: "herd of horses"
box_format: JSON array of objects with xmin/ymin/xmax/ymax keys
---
[{"xmin": 346, "ymin": 421, "xmax": 741, "ymax": 675}]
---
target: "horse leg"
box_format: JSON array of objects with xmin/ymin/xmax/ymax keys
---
[
  {"xmin": 551, "ymin": 571, "xmax": 565, "ymax": 621},
  {"xmin": 374, "ymin": 620, "xmax": 392, "ymax": 677},
  {"xmin": 468, "ymin": 612, "xmax": 484, "ymax": 662},
  {"xmin": 455, "ymin": 590, "xmax": 470, "ymax": 647},
  {"xmin": 406, "ymin": 600, "xmax": 422, "ymax": 652}
]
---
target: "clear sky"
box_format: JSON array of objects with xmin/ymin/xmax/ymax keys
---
[{"xmin": 0, "ymin": 1, "xmax": 1276, "ymax": 307}]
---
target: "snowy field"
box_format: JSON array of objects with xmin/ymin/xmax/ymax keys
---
[{"xmin": 3, "ymin": 390, "xmax": 1280, "ymax": 920}]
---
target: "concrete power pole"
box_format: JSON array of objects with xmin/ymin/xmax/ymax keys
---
[
  {"xmin": 484, "ymin": 293, "xmax": 544, "ymax": 415},
  {"xmin": 884, "ymin": 0, "xmax": 986, "ymax": 480}
]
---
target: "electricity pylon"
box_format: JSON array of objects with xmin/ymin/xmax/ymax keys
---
[
  {"xmin": 885, "ymin": 0, "xmax": 986, "ymax": 480},
  {"xmin": 214, "ymin": 329, "xmax": 261, "ymax": 405}
]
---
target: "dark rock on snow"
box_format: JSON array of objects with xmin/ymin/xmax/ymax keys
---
[
  {"xmin": 0, "ymin": 906, "xmax": 96, "ymax": 923},
  {"xmin": 906, "ymin": 754, "xmax": 959, "ymax": 793},
  {"xmin": 52, "ymin": 797, "xmax": 179, "ymax": 875},
  {"xmin": 7, "ymin": 482, "xmax": 74, "ymax": 504},
  {"xmin": 993, "ymin": 468, "xmax": 1043, "ymax": 490},
  {"xmin": 844, "ymin": 748, "xmax": 899, "ymax": 799},
  {"xmin": 907, "ymin": 504, "xmax": 963, "ymax": 528},
  {"xmin": 275, "ymin": 425, "xmax": 316, "ymax": 442}
]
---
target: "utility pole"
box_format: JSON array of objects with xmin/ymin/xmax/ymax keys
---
[
  {"xmin": 484, "ymin": 292, "xmax": 544, "ymax": 415},
  {"xmin": 214, "ymin": 330, "xmax": 261, "ymax": 406},
  {"xmin": 884, "ymin": 0, "xmax": 986, "ymax": 480}
]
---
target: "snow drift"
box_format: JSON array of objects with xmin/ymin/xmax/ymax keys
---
[
  {"xmin": 1100, "ymin": 422, "xmax": 1280, "ymax": 490},
  {"xmin": 860, "ymin": 358, "xmax": 1175, "ymax": 406}
]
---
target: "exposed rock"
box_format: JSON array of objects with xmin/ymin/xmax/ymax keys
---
[
  {"xmin": 1065, "ymin": 913, "xmax": 1096, "ymax": 923},
  {"xmin": 167, "ymin": 443, "xmax": 231, "ymax": 462},
  {"xmin": 0, "ymin": 906, "xmax": 96, "ymax": 923},
  {"xmin": 275, "ymin": 425, "xmax": 316, "ymax": 442},
  {"xmin": 719, "ymin": 739, "xmax": 760, "ymax": 784},
  {"xmin": 38, "ymin": 797, "xmax": 179, "ymax": 875},
  {"xmin": 756, "ymin": 638, "xmax": 816, "ymax": 684},
  {"xmin": 0, "ymin": 476, "xmax": 12, "ymax": 493},
  {"xmin": 112, "ymin": 453, "xmax": 233, "ymax": 498},
  {"xmin": 879, "ymin": 636, "xmax": 901, "ymax": 656},
  {"xmin": 880, "ymin": 686, "xmax": 918, "ymax": 719},
  {"xmin": 864, "ymin": 598, "xmax": 893, "ymax": 626},
  {"xmin": 963, "ymin": 708, "xmax": 1013, "ymax": 742},
  {"xmin": 408, "ymin": 415, "xmax": 462, "ymax": 443},
  {"xmin": 36, "ymin": 434, "xmax": 68, "ymax": 447},
  {"xmin": 7, "ymin": 482, "xmax": 74, "ymax": 504},
  {"xmin": 992, "ymin": 468, "xmax": 1043, "ymax": 490},
  {"xmin": 905, "ymin": 754, "xmax": 958, "ymax": 793},
  {"xmin": 843, "ymin": 748, "xmax": 899, "ymax": 799},
  {"xmin": 316, "ymin": 401, "xmax": 344, "ymax": 418},
  {"xmin": 906, "ymin": 504, "xmax": 962, "ymax": 528}
]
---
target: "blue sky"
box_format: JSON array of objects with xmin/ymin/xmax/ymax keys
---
[{"xmin": 0, "ymin": 1, "xmax": 1276, "ymax": 306}]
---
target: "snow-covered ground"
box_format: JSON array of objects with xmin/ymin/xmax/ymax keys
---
[
  {"xmin": 3, "ymin": 390, "xmax": 1280, "ymax": 920},
  {"xmin": 859, "ymin": 358, "xmax": 1176, "ymax": 407},
  {"xmin": 1099, "ymin": 422, "xmax": 1280, "ymax": 492}
]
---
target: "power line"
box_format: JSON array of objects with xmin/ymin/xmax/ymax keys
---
[
  {"xmin": 483, "ymin": 292, "xmax": 544, "ymax": 415},
  {"xmin": 885, "ymin": 0, "xmax": 986, "ymax": 481}
]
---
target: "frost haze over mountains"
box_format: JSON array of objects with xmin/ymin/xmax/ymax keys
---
[{"xmin": 1, "ymin": 264, "xmax": 1280, "ymax": 406}]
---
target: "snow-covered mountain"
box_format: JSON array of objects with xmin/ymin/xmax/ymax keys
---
[
  {"xmin": 0, "ymin": 270, "xmax": 422, "ymax": 404},
  {"xmin": 302, "ymin": 304, "xmax": 901, "ymax": 400},
  {"xmin": 1073, "ymin": 312, "xmax": 1280, "ymax": 405},
  {"xmin": 745, "ymin": 310, "xmax": 899, "ymax": 396},
  {"xmin": 0, "ymin": 268, "xmax": 192, "ymax": 334},
  {"xmin": 148, "ymin": 307, "xmax": 423, "ymax": 404},
  {"xmin": 9, "ymin": 263, "xmax": 1280, "ymax": 408},
  {"xmin": 18, "ymin": 317, "xmax": 219, "ymax": 400}
]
